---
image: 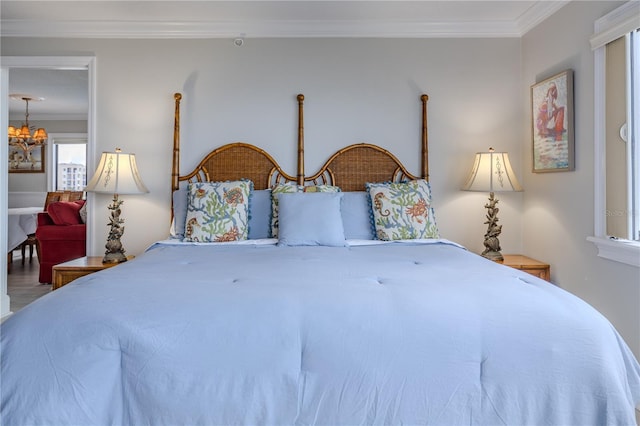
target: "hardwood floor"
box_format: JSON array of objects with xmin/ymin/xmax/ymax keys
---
[{"xmin": 7, "ymin": 252, "xmax": 51, "ymax": 312}]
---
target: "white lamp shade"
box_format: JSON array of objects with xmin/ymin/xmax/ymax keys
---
[
  {"xmin": 461, "ymin": 150, "xmax": 523, "ymax": 192},
  {"xmin": 85, "ymin": 151, "xmax": 149, "ymax": 195}
]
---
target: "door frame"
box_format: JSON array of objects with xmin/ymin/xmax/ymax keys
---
[{"xmin": 1, "ymin": 56, "xmax": 96, "ymax": 318}]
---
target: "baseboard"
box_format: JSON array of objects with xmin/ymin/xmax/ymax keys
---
[{"xmin": 0, "ymin": 311, "xmax": 14, "ymax": 324}]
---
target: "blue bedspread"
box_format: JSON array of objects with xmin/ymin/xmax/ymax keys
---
[{"xmin": 2, "ymin": 241, "xmax": 639, "ymax": 425}]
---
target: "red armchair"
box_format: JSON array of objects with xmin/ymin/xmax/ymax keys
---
[{"xmin": 35, "ymin": 200, "xmax": 87, "ymax": 284}]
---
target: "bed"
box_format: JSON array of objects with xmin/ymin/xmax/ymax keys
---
[{"xmin": 1, "ymin": 93, "xmax": 639, "ymax": 425}]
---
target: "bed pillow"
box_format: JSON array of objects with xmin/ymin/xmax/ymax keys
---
[
  {"xmin": 270, "ymin": 184, "xmax": 341, "ymax": 238},
  {"xmin": 170, "ymin": 186, "xmax": 188, "ymax": 239},
  {"xmin": 79, "ymin": 202, "xmax": 87, "ymax": 224},
  {"xmin": 172, "ymin": 186, "xmax": 272, "ymax": 240},
  {"xmin": 341, "ymin": 191, "xmax": 375, "ymax": 240},
  {"xmin": 47, "ymin": 200, "xmax": 85, "ymax": 226},
  {"xmin": 365, "ymin": 179, "xmax": 439, "ymax": 240},
  {"xmin": 248, "ymin": 189, "xmax": 272, "ymax": 239},
  {"xmin": 184, "ymin": 180, "xmax": 252, "ymax": 242},
  {"xmin": 277, "ymin": 192, "xmax": 346, "ymax": 247}
]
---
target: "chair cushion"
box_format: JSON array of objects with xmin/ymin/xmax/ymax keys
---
[{"xmin": 47, "ymin": 200, "xmax": 85, "ymax": 226}]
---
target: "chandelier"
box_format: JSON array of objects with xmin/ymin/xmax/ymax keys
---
[{"xmin": 8, "ymin": 96, "xmax": 48, "ymax": 153}]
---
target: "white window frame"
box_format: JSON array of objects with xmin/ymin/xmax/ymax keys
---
[
  {"xmin": 628, "ymin": 30, "xmax": 640, "ymax": 242},
  {"xmin": 588, "ymin": 1, "xmax": 640, "ymax": 268},
  {"xmin": 47, "ymin": 133, "xmax": 88, "ymax": 192}
]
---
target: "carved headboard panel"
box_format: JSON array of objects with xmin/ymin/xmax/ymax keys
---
[
  {"xmin": 304, "ymin": 143, "xmax": 420, "ymax": 192},
  {"xmin": 177, "ymin": 143, "xmax": 293, "ymax": 190}
]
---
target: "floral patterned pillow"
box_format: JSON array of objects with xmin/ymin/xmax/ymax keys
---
[
  {"xmin": 366, "ymin": 179, "xmax": 439, "ymax": 240},
  {"xmin": 270, "ymin": 184, "xmax": 341, "ymax": 238},
  {"xmin": 184, "ymin": 180, "xmax": 253, "ymax": 242}
]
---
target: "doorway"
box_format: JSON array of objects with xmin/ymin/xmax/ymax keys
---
[{"xmin": 1, "ymin": 56, "xmax": 96, "ymax": 318}]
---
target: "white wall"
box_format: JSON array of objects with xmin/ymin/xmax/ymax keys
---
[
  {"xmin": 1, "ymin": 36, "xmax": 524, "ymax": 258},
  {"xmin": 7, "ymin": 192, "xmax": 46, "ymax": 208},
  {"xmin": 522, "ymin": 0, "xmax": 640, "ymax": 357}
]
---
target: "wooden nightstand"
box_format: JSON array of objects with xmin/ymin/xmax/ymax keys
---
[
  {"xmin": 499, "ymin": 254, "xmax": 551, "ymax": 282},
  {"xmin": 52, "ymin": 256, "xmax": 133, "ymax": 290}
]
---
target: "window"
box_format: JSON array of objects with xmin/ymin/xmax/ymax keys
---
[
  {"xmin": 47, "ymin": 134, "xmax": 87, "ymax": 191},
  {"xmin": 589, "ymin": 1, "xmax": 640, "ymax": 267},
  {"xmin": 629, "ymin": 29, "xmax": 640, "ymax": 240},
  {"xmin": 54, "ymin": 143, "xmax": 86, "ymax": 191},
  {"xmin": 605, "ymin": 30, "xmax": 639, "ymax": 241}
]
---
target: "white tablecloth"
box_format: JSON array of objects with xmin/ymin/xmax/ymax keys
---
[{"xmin": 7, "ymin": 207, "xmax": 42, "ymax": 252}]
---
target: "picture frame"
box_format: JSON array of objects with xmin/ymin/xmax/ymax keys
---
[
  {"xmin": 530, "ymin": 69, "xmax": 574, "ymax": 172},
  {"xmin": 8, "ymin": 144, "xmax": 45, "ymax": 173}
]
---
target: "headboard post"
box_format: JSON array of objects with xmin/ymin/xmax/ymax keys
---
[
  {"xmin": 421, "ymin": 94, "xmax": 429, "ymax": 180},
  {"xmin": 297, "ymin": 94, "xmax": 305, "ymax": 186},
  {"xmin": 172, "ymin": 93, "xmax": 182, "ymax": 192}
]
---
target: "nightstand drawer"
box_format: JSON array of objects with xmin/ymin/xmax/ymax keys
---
[
  {"xmin": 53, "ymin": 269, "xmax": 95, "ymax": 289},
  {"xmin": 500, "ymin": 254, "xmax": 551, "ymax": 282},
  {"xmin": 519, "ymin": 267, "xmax": 550, "ymax": 281},
  {"xmin": 52, "ymin": 256, "xmax": 132, "ymax": 290}
]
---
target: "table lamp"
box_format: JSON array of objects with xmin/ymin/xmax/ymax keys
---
[
  {"xmin": 85, "ymin": 148, "xmax": 148, "ymax": 264},
  {"xmin": 461, "ymin": 147, "xmax": 523, "ymax": 261}
]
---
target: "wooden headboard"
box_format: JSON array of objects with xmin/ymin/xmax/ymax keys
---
[{"xmin": 171, "ymin": 93, "xmax": 429, "ymax": 194}]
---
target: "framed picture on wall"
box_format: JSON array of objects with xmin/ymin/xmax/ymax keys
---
[
  {"xmin": 8, "ymin": 145, "xmax": 45, "ymax": 173},
  {"xmin": 530, "ymin": 69, "xmax": 574, "ymax": 172}
]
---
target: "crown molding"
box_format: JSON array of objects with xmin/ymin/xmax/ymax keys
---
[
  {"xmin": 516, "ymin": 0, "xmax": 570, "ymax": 35},
  {"xmin": 590, "ymin": 0, "xmax": 640, "ymax": 50},
  {"xmin": 0, "ymin": 19, "xmax": 519, "ymax": 38},
  {"xmin": 0, "ymin": 2, "xmax": 568, "ymax": 39}
]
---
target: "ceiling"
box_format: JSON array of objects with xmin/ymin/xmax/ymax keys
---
[
  {"xmin": 3, "ymin": 1, "xmax": 569, "ymax": 120},
  {"xmin": 2, "ymin": 1, "xmax": 569, "ymax": 38},
  {"xmin": 8, "ymin": 70, "xmax": 88, "ymax": 121}
]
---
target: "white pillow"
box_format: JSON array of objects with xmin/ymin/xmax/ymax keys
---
[
  {"xmin": 270, "ymin": 184, "xmax": 341, "ymax": 238},
  {"xmin": 248, "ymin": 189, "xmax": 272, "ymax": 239},
  {"xmin": 170, "ymin": 186, "xmax": 188, "ymax": 239},
  {"xmin": 78, "ymin": 202, "xmax": 87, "ymax": 224},
  {"xmin": 277, "ymin": 192, "xmax": 347, "ymax": 247},
  {"xmin": 341, "ymin": 192, "xmax": 374, "ymax": 240}
]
